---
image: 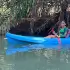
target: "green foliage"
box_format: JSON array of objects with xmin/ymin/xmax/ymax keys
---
[
  {"xmin": 6, "ymin": 0, "xmax": 35, "ymax": 21},
  {"xmin": 0, "ymin": 0, "xmax": 10, "ymax": 26},
  {"xmin": 0, "ymin": 0, "xmax": 68, "ymax": 27},
  {"xmin": 0, "ymin": 0, "xmax": 35, "ymax": 26}
]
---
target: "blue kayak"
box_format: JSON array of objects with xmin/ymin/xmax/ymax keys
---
[{"xmin": 6, "ymin": 32, "xmax": 70, "ymax": 45}]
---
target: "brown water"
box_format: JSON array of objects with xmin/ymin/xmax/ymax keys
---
[{"xmin": 0, "ymin": 36, "xmax": 70, "ymax": 70}]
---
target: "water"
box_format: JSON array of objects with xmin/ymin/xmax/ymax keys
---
[{"xmin": 0, "ymin": 36, "xmax": 70, "ymax": 70}]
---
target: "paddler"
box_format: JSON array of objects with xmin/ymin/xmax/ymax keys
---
[{"xmin": 46, "ymin": 21, "xmax": 69, "ymax": 38}]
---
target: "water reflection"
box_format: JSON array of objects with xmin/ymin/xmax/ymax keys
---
[
  {"xmin": 0, "ymin": 36, "xmax": 15, "ymax": 70},
  {"xmin": 5, "ymin": 43, "xmax": 70, "ymax": 70},
  {"xmin": 6, "ymin": 44, "xmax": 70, "ymax": 64},
  {"xmin": 0, "ymin": 36, "xmax": 70, "ymax": 70},
  {"xmin": 6, "ymin": 44, "xmax": 60, "ymax": 55}
]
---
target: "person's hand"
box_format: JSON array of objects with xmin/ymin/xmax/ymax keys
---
[
  {"xmin": 52, "ymin": 31, "xmax": 56, "ymax": 34},
  {"xmin": 57, "ymin": 35, "xmax": 60, "ymax": 38}
]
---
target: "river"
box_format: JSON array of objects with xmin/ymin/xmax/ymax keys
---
[{"xmin": 0, "ymin": 36, "xmax": 70, "ymax": 70}]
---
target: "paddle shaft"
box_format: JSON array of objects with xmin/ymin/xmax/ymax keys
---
[
  {"xmin": 48, "ymin": 21, "xmax": 60, "ymax": 34},
  {"xmin": 51, "ymin": 28, "xmax": 61, "ymax": 46}
]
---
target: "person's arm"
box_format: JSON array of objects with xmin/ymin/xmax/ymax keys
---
[
  {"xmin": 60, "ymin": 32, "xmax": 67, "ymax": 37},
  {"xmin": 52, "ymin": 31, "xmax": 60, "ymax": 37}
]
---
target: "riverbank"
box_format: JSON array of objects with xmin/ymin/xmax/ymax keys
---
[{"xmin": 0, "ymin": 23, "xmax": 10, "ymax": 35}]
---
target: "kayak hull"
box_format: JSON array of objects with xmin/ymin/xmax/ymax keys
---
[{"xmin": 6, "ymin": 32, "xmax": 70, "ymax": 45}]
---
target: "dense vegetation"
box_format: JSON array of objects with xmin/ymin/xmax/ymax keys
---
[
  {"xmin": 0, "ymin": 0, "xmax": 69, "ymax": 28},
  {"xmin": 0, "ymin": 0, "xmax": 35, "ymax": 27}
]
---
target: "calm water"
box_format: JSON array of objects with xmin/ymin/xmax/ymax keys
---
[{"xmin": 0, "ymin": 36, "xmax": 70, "ymax": 70}]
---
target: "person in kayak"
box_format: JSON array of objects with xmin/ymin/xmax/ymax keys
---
[{"xmin": 46, "ymin": 21, "xmax": 68, "ymax": 38}]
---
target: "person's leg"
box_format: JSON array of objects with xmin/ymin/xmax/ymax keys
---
[{"xmin": 45, "ymin": 35, "xmax": 56, "ymax": 38}]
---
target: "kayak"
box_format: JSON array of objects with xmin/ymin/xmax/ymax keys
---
[{"xmin": 6, "ymin": 32, "xmax": 70, "ymax": 45}]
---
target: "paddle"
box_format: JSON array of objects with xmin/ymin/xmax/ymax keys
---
[
  {"xmin": 47, "ymin": 20, "xmax": 62, "ymax": 49},
  {"xmin": 51, "ymin": 28, "xmax": 61, "ymax": 49},
  {"xmin": 48, "ymin": 21, "xmax": 60, "ymax": 34}
]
